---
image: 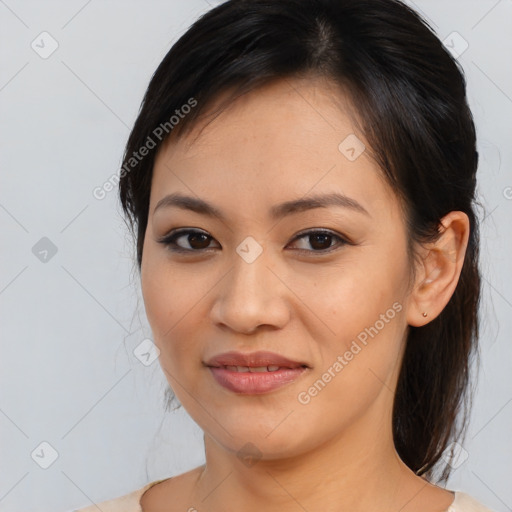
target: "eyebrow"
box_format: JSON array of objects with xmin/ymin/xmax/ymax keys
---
[{"xmin": 153, "ymin": 191, "xmax": 370, "ymax": 220}]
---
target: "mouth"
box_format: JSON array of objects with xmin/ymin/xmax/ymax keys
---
[
  {"xmin": 204, "ymin": 351, "xmax": 310, "ymax": 394},
  {"xmin": 204, "ymin": 350, "xmax": 310, "ymax": 370}
]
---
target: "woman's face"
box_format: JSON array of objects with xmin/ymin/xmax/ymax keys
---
[{"xmin": 141, "ymin": 77, "xmax": 416, "ymax": 460}]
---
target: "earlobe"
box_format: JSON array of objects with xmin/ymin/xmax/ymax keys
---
[{"xmin": 406, "ymin": 211, "xmax": 470, "ymax": 327}]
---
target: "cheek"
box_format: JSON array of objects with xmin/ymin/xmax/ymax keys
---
[
  {"xmin": 140, "ymin": 262, "xmax": 174, "ymax": 341},
  {"xmin": 291, "ymin": 274, "xmax": 407, "ymax": 438},
  {"xmin": 140, "ymin": 251, "xmax": 212, "ymax": 383},
  {"xmin": 296, "ymin": 251, "xmax": 407, "ymax": 341},
  {"xmin": 140, "ymin": 248, "xmax": 189, "ymax": 351},
  {"xmin": 295, "ymin": 248, "xmax": 409, "ymax": 389}
]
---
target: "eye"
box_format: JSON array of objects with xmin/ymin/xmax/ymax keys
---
[
  {"xmin": 287, "ymin": 229, "xmax": 350, "ymax": 253},
  {"xmin": 158, "ymin": 228, "xmax": 351, "ymax": 254},
  {"xmin": 158, "ymin": 228, "xmax": 220, "ymax": 252}
]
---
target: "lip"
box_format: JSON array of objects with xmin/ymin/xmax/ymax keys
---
[
  {"xmin": 205, "ymin": 351, "xmax": 309, "ymax": 395},
  {"xmin": 205, "ymin": 350, "xmax": 309, "ymax": 369}
]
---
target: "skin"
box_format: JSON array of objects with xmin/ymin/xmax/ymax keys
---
[{"xmin": 139, "ymin": 77, "xmax": 470, "ymax": 512}]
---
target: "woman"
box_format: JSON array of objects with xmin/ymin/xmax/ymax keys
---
[{"xmin": 75, "ymin": 0, "xmax": 495, "ymax": 510}]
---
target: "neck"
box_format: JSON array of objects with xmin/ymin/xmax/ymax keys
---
[{"xmin": 193, "ymin": 409, "xmax": 424, "ymax": 512}]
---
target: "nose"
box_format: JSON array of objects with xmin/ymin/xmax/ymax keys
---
[{"xmin": 209, "ymin": 247, "xmax": 291, "ymax": 334}]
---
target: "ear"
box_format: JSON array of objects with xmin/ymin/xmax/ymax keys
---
[{"xmin": 407, "ymin": 211, "xmax": 470, "ymax": 327}]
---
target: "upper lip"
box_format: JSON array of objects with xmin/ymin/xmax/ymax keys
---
[{"xmin": 205, "ymin": 351, "xmax": 309, "ymax": 369}]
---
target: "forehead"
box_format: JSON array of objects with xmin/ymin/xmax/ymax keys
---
[
  {"xmin": 164, "ymin": 76, "xmax": 357, "ymax": 156},
  {"xmin": 150, "ymin": 77, "xmax": 398, "ymax": 218}
]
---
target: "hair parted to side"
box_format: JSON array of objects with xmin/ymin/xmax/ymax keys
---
[{"xmin": 119, "ymin": 0, "xmax": 480, "ymax": 485}]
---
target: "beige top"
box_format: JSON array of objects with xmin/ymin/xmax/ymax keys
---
[{"xmin": 72, "ymin": 478, "xmax": 496, "ymax": 512}]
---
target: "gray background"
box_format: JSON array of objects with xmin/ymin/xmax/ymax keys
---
[{"xmin": 0, "ymin": 1, "xmax": 510, "ymax": 511}]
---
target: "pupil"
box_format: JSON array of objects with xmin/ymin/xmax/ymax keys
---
[
  {"xmin": 310, "ymin": 234, "xmax": 331, "ymax": 250},
  {"xmin": 189, "ymin": 233, "xmax": 210, "ymax": 249}
]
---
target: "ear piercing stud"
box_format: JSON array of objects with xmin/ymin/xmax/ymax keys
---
[{"xmin": 422, "ymin": 312, "xmax": 428, "ymax": 317}]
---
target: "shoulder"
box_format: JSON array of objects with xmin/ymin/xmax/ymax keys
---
[
  {"xmin": 139, "ymin": 466, "xmax": 203, "ymax": 511},
  {"xmin": 72, "ymin": 478, "xmax": 171, "ymax": 512},
  {"xmin": 449, "ymin": 491, "xmax": 496, "ymax": 512}
]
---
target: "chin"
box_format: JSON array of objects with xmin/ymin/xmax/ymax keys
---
[{"xmin": 202, "ymin": 415, "xmax": 317, "ymax": 459}]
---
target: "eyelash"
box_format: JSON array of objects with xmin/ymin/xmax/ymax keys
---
[{"xmin": 157, "ymin": 228, "xmax": 352, "ymax": 255}]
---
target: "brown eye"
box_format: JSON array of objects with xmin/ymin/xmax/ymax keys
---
[
  {"xmin": 288, "ymin": 229, "xmax": 349, "ymax": 253},
  {"xmin": 186, "ymin": 232, "xmax": 211, "ymax": 249},
  {"xmin": 158, "ymin": 229, "xmax": 219, "ymax": 252},
  {"xmin": 308, "ymin": 233, "xmax": 333, "ymax": 250}
]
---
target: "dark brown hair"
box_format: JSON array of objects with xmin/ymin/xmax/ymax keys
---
[{"xmin": 119, "ymin": 0, "xmax": 480, "ymax": 484}]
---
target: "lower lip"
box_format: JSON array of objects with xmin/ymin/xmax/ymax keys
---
[{"xmin": 208, "ymin": 366, "xmax": 307, "ymax": 394}]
